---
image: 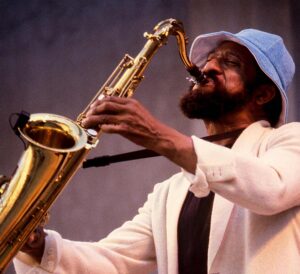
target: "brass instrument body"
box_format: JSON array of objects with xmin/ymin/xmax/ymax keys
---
[
  {"xmin": 0, "ymin": 19, "xmax": 195, "ymax": 272},
  {"xmin": 0, "ymin": 114, "xmax": 91, "ymax": 270}
]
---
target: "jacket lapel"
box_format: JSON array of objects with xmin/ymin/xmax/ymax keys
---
[{"xmin": 207, "ymin": 120, "xmax": 272, "ymax": 271}]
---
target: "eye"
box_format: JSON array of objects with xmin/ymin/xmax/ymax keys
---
[{"xmin": 223, "ymin": 58, "xmax": 241, "ymax": 67}]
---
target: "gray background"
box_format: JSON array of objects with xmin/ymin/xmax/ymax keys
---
[{"xmin": 1, "ymin": 0, "xmax": 300, "ymax": 273}]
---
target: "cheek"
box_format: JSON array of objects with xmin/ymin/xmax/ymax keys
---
[{"xmin": 224, "ymin": 72, "xmax": 246, "ymax": 94}]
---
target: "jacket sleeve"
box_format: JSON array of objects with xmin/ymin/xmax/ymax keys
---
[
  {"xmin": 184, "ymin": 122, "xmax": 300, "ymax": 215},
  {"xmin": 13, "ymin": 184, "xmax": 160, "ymax": 274}
]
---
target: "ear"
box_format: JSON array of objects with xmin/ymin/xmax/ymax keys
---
[{"xmin": 253, "ymin": 84, "xmax": 276, "ymax": 106}]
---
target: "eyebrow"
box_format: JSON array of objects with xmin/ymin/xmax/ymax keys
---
[{"xmin": 207, "ymin": 49, "xmax": 243, "ymax": 61}]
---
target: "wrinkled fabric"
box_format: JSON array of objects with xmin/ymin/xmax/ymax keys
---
[{"xmin": 14, "ymin": 121, "xmax": 300, "ymax": 274}]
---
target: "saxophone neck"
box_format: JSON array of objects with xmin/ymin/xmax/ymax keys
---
[{"xmin": 146, "ymin": 18, "xmax": 194, "ymax": 70}]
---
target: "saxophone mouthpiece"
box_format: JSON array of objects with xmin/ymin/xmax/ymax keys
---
[{"xmin": 187, "ymin": 65, "xmax": 207, "ymax": 84}]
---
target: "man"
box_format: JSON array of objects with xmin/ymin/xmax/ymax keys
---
[{"xmin": 14, "ymin": 28, "xmax": 300, "ymax": 273}]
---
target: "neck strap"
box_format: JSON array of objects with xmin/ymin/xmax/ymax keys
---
[{"xmin": 82, "ymin": 128, "xmax": 245, "ymax": 168}]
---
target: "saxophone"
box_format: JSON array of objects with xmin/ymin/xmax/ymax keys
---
[{"xmin": 0, "ymin": 18, "xmax": 199, "ymax": 272}]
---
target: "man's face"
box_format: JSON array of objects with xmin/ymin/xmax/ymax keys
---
[{"xmin": 180, "ymin": 41, "xmax": 259, "ymax": 121}]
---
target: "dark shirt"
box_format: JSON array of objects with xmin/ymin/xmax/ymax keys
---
[
  {"xmin": 177, "ymin": 135, "xmax": 239, "ymax": 274},
  {"xmin": 177, "ymin": 191, "xmax": 215, "ymax": 274}
]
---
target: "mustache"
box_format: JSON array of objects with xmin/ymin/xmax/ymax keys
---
[
  {"xmin": 201, "ymin": 71, "xmax": 220, "ymax": 84},
  {"xmin": 188, "ymin": 73, "xmax": 220, "ymax": 89},
  {"xmin": 187, "ymin": 66, "xmax": 223, "ymax": 86},
  {"xmin": 187, "ymin": 73, "xmax": 220, "ymax": 94}
]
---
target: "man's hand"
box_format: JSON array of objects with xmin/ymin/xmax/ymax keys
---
[
  {"xmin": 82, "ymin": 97, "xmax": 197, "ymax": 173},
  {"xmin": 21, "ymin": 226, "xmax": 47, "ymax": 263}
]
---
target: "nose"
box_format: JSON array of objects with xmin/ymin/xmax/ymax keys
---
[{"xmin": 202, "ymin": 58, "xmax": 222, "ymax": 77}]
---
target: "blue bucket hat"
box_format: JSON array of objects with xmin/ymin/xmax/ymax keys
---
[{"xmin": 189, "ymin": 29, "xmax": 295, "ymax": 126}]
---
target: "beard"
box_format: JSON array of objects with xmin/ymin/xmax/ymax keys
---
[{"xmin": 179, "ymin": 83, "xmax": 252, "ymax": 121}]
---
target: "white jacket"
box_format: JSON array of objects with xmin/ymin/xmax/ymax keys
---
[{"xmin": 14, "ymin": 121, "xmax": 300, "ymax": 274}]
